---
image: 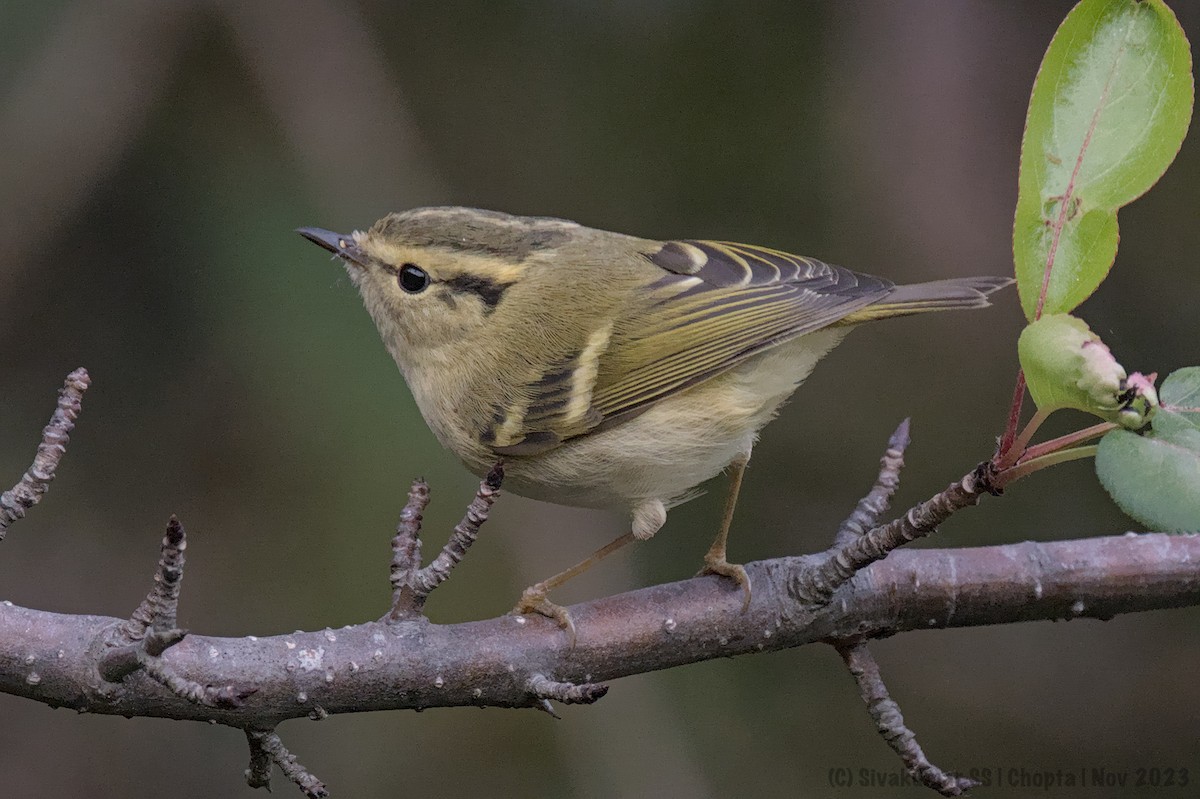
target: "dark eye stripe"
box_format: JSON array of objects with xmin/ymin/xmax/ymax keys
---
[{"xmin": 443, "ymin": 274, "xmax": 509, "ymax": 309}]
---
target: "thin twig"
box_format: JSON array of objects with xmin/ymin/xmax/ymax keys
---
[
  {"xmin": 99, "ymin": 629, "xmax": 251, "ymax": 708},
  {"xmin": 387, "ymin": 479, "xmax": 430, "ymax": 615},
  {"xmin": 528, "ymin": 673, "xmax": 609, "ymax": 706},
  {"xmin": 388, "ymin": 463, "xmax": 503, "ymax": 619},
  {"xmin": 828, "ymin": 421, "xmax": 967, "ymax": 793},
  {"xmin": 244, "ymin": 731, "xmax": 273, "ymax": 790},
  {"xmin": 118, "ymin": 515, "xmax": 188, "ymax": 642},
  {"xmin": 838, "ymin": 643, "xmax": 978, "ymax": 797},
  {"xmin": 833, "ymin": 419, "xmax": 911, "ymax": 547},
  {"xmin": 245, "ymin": 730, "xmax": 329, "ymax": 798},
  {"xmin": 0, "ymin": 368, "xmax": 90, "ymax": 540},
  {"xmin": 138, "ymin": 652, "xmax": 248, "ymax": 708},
  {"xmin": 94, "ymin": 514, "xmax": 254, "ymax": 707},
  {"xmin": 794, "ymin": 461, "xmax": 998, "ymax": 604}
]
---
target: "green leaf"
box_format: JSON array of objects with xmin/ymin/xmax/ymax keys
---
[
  {"xmin": 1014, "ymin": 0, "xmax": 1194, "ymax": 320},
  {"xmin": 1097, "ymin": 427, "xmax": 1200, "ymax": 531},
  {"xmin": 1096, "ymin": 367, "xmax": 1200, "ymax": 531},
  {"xmin": 1152, "ymin": 366, "xmax": 1200, "ymax": 437},
  {"xmin": 1019, "ymin": 313, "xmax": 1128, "ymax": 419}
]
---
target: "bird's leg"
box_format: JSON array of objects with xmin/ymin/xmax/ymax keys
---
[
  {"xmin": 700, "ymin": 450, "xmax": 752, "ymax": 610},
  {"xmin": 515, "ymin": 532, "xmax": 636, "ymax": 645},
  {"xmin": 516, "ymin": 499, "xmax": 665, "ymax": 645}
]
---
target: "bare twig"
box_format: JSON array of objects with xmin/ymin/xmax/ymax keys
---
[
  {"xmin": 245, "ymin": 730, "xmax": 328, "ymax": 798},
  {"xmin": 838, "ymin": 643, "xmax": 978, "ymax": 796},
  {"xmin": 795, "ymin": 460, "xmax": 998, "ymax": 604},
  {"xmin": 137, "ymin": 651, "xmax": 252, "ymax": 708},
  {"xmin": 245, "ymin": 731, "xmax": 274, "ymax": 790},
  {"xmin": 118, "ymin": 515, "xmax": 188, "ymax": 641},
  {"xmin": 0, "ymin": 368, "xmax": 90, "ymax": 540},
  {"xmin": 529, "ymin": 673, "xmax": 609, "ymax": 706},
  {"xmin": 833, "ymin": 419, "xmax": 910, "ymax": 547},
  {"xmin": 95, "ymin": 515, "xmax": 253, "ymax": 708},
  {"xmin": 387, "ymin": 479, "xmax": 430, "ymax": 615},
  {"xmin": 387, "ymin": 463, "xmax": 503, "ymax": 619},
  {"xmin": 826, "ymin": 422, "xmax": 968, "ymax": 794}
]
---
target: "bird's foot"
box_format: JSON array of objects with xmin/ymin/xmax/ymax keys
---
[
  {"xmin": 514, "ymin": 583, "xmax": 577, "ymax": 647},
  {"xmin": 699, "ymin": 555, "xmax": 752, "ymax": 612}
]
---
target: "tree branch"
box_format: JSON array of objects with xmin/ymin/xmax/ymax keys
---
[
  {"xmin": 5, "ymin": 372, "xmax": 1199, "ymax": 797},
  {"xmin": 3, "ymin": 532, "xmax": 1196, "ymax": 726}
]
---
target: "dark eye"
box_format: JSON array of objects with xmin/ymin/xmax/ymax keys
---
[{"xmin": 398, "ymin": 263, "xmax": 430, "ymax": 293}]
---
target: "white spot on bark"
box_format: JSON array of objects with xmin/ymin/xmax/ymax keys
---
[{"xmin": 297, "ymin": 647, "xmax": 325, "ymax": 671}]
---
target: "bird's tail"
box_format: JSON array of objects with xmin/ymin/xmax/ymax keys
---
[{"xmin": 840, "ymin": 276, "xmax": 1013, "ymax": 323}]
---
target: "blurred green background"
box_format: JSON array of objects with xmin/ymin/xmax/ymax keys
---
[{"xmin": 2, "ymin": 1, "xmax": 1198, "ymax": 797}]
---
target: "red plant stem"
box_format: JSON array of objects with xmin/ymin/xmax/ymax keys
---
[
  {"xmin": 996, "ymin": 370, "xmax": 1028, "ymax": 464},
  {"xmin": 1004, "ymin": 407, "xmax": 1055, "ymax": 471},
  {"xmin": 1017, "ymin": 421, "xmax": 1116, "ymax": 464},
  {"xmin": 997, "ymin": 445, "xmax": 1098, "ymax": 487}
]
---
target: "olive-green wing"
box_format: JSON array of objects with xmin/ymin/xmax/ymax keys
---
[{"xmin": 489, "ymin": 240, "xmax": 891, "ymax": 456}]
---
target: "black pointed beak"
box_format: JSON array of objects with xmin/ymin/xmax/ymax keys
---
[{"xmin": 296, "ymin": 227, "xmax": 368, "ymax": 268}]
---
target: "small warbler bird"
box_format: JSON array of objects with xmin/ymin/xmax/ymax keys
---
[{"xmin": 299, "ymin": 207, "xmax": 1009, "ymax": 636}]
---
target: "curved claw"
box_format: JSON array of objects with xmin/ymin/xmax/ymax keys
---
[
  {"xmin": 514, "ymin": 584, "xmax": 578, "ymax": 647},
  {"xmin": 700, "ymin": 558, "xmax": 752, "ymax": 612}
]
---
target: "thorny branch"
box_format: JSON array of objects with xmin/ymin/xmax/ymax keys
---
[{"xmin": 3, "ymin": 372, "xmax": 1200, "ymax": 797}]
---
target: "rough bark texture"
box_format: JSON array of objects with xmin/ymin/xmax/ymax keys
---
[{"xmin": 2, "ymin": 533, "xmax": 1196, "ymax": 727}]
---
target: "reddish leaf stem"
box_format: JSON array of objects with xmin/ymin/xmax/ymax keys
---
[
  {"xmin": 996, "ymin": 370, "xmax": 1028, "ymax": 465},
  {"xmin": 996, "ymin": 445, "xmax": 1098, "ymax": 487},
  {"xmin": 1017, "ymin": 421, "xmax": 1116, "ymax": 465}
]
